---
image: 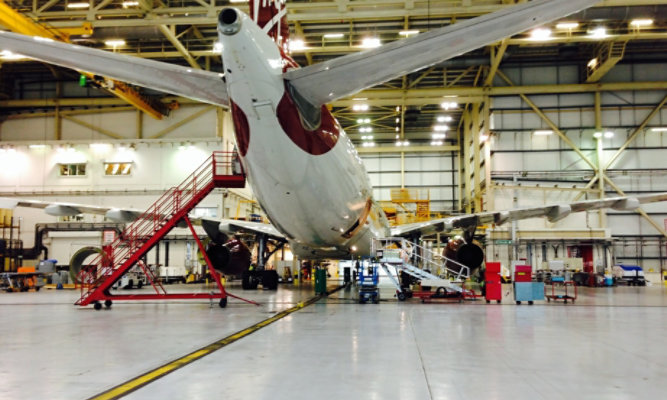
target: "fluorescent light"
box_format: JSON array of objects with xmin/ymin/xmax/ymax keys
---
[
  {"xmin": 650, "ymin": 127, "xmax": 667, "ymax": 132},
  {"xmin": 361, "ymin": 135, "xmax": 374, "ymax": 140},
  {"xmin": 105, "ymin": 39, "xmax": 126, "ymax": 47},
  {"xmin": 402, "ymin": 141, "xmax": 409, "ymax": 146},
  {"xmin": 0, "ymin": 50, "xmax": 26, "ymax": 60},
  {"xmin": 29, "ymin": 144, "xmax": 47, "ymax": 149},
  {"xmin": 358, "ymin": 127, "xmax": 373, "ymax": 133},
  {"xmin": 395, "ymin": 141, "xmax": 402, "ymax": 147},
  {"xmin": 432, "ymin": 133, "xmax": 446, "ymax": 140},
  {"xmin": 630, "ymin": 19, "xmax": 653, "ymax": 28},
  {"xmin": 441, "ymin": 102, "xmax": 457, "ymax": 110},
  {"xmin": 589, "ymin": 27, "xmax": 608, "ymax": 39},
  {"xmin": 480, "ymin": 134, "xmax": 489, "ymax": 142},
  {"xmin": 534, "ymin": 130, "xmax": 553, "ymax": 136},
  {"xmin": 604, "ymin": 131, "xmax": 614, "ymax": 138},
  {"xmin": 530, "ymin": 28, "xmax": 552, "ymax": 41},
  {"xmin": 593, "ymin": 131, "xmax": 603, "ymax": 138},
  {"xmin": 122, "ymin": 1, "xmax": 139, "ymax": 7},
  {"xmin": 437, "ymin": 115, "xmax": 453, "ymax": 123},
  {"xmin": 67, "ymin": 2, "xmax": 90, "ymax": 9},
  {"xmin": 430, "ymin": 141, "xmax": 444, "ymax": 146},
  {"xmin": 362, "ymin": 142, "xmax": 375, "ymax": 147},
  {"xmin": 433, "ymin": 125, "xmax": 448, "ymax": 132},
  {"xmin": 324, "ymin": 33, "xmax": 344, "ymax": 39},
  {"xmin": 395, "ymin": 127, "xmax": 400, "ymax": 132},
  {"xmin": 288, "ymin": 39, "xmax": 306, "ymax": 52},
  {"xmin": 587, "ymin": 58, "xmax": 598, "ymax": 68},
  {"xmin": 213, "ymin": 42, "xmax": 223, "ymax": 54},
  {"xmin": 360, "ymin": 37, "xmax": 381, "ymax": 48},
  {"xmin": 352, "ymin": 104, "xmax": 369, "ymax": 111},
  {"xmin": 556, "ymin": 22, "xmax": 579, "ymax": 30},
  {"xmin": 399, "ymin": 30, "xmax": 419, "ymax": 36}
]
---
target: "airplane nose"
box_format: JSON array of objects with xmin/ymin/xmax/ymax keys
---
[{"xmin": 218, "ymin": 8, "xmax": 241, "ymax": 36}]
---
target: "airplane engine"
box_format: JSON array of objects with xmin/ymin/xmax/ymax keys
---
[
  {"xmin": 205, "ymin": 238, "xmax": 251, "ymax": 276},
  {"xmin": 443, "ymin": 238, "xmax": 484, "ymax": 275}
]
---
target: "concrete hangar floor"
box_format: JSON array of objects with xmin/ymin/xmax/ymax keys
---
[{"xmin": 1, "ymin": 281, "xmax": 667, "ymax": 400}]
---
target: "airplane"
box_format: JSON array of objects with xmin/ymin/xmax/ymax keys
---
[{"xmin": 1, "ymin": 0, "xmax": 665, "ymax": 292}]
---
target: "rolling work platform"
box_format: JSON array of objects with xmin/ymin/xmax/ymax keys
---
[
  {"xmin": 75, "ymin": 152, "xmax": 255, "ymax": 310},
  {"xmin": 372, "ymin": 237, "xmax": 471, "ymax": 301}
]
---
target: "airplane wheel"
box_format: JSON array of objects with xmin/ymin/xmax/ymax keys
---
[
  {"xmin": 397, "ymin": 291, "xmax": 407, "ymax": 301},
  {"xmin": 262, "ymin": 270, "xmax": 279, "ymax": 290},
  {"xmin": 241, "ymin": 271, "xmax": 257, "ymax": 290},
  {"xmin": 529, "ymin": 301, "xmax": 534, "ymax": 305},
  {"xmin": 219, "ymin": 297, "xmax": 227, "ymax": 308},
  {"xmin": 93, "ymin": 302, "xmax": 102, "ymax": 310},
  {"xmin": 104, "ymin": 300, "xmax": 113, "ymax": 309},
  {"xmin": 516, "ymin": 301, "xmax": 521, "ymax": 305},
  {"xmin": 497, "ymin": 300, "xmax": 501, "ymax": 304}
]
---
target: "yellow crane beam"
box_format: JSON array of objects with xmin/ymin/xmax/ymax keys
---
[{"xmin": 0, "ymin": 0, "xmax": 169, "ymax": 119}]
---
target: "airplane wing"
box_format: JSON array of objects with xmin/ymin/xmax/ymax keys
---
[
  {"xmin": 284, "ymin": 0, "xmax": 598, "ymax": 106},
  {"xmin": 0, "ymin": 197, "xmax": 285, "ymax": 239},
  {"xmin": 201, "ymin": 218, "xmax": 286, "ymax": 241},
  {"xmin": 0, "ymin": 197, "xmax": 142, "ymax": 222},
  {"xmin": 0, "ymin": 31, "xmax": 228, "ymax": 107},
  {"xmin": 390, "ymin": 193, "xmax": 667, "ymax": 237}
]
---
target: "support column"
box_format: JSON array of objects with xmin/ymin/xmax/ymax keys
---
[
  {"xmin": 472, "ymin": 103, "xmax": 482, "ymax": 212},
  {"xmin": 483, "ymin": 97, "xmax": 494, "ymax": 211},
  {"xmin": 594, "ymin": 91, "xmax": 606, "ymax": 228}
]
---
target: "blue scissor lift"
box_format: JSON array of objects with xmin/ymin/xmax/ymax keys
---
[{"xmin": 358, "ymin": 261, "xmax": 380, "ymax": 304}]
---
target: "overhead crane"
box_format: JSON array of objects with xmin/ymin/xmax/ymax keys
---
[{"xmin": 0, "ymin": 0, "xmax": 170, "ymax": 119}]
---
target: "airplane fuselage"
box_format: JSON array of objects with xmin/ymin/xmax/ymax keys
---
[{"xmin": 218, "ymin": 9, "xmax": 390, "ymax": 259}]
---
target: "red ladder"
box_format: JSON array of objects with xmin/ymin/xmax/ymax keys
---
[{"xmin": 75, "ymin": 151, "xmax": 254, "ymax": 308}]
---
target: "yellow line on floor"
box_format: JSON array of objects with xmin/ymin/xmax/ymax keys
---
[{"xmin": 87, "ymin": 288, "xmax": 341, "ymax": 400}]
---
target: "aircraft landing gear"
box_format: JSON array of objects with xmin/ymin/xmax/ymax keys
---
[{"xmin": 241, "ymin": 270, "xmax": 279, "ymax": 290}]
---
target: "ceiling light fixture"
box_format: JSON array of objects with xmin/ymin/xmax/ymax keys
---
[
  {"xmin": 104, "ymin": 39, "xmax": 126, "ymax": 47},
  {"xmin": 556, "ymin": 22, "xmax": 579, "ymax": 30},
  {"xmin": 67, "ymin": 2, "xmax": 90, "ymax": 9},
  {"xmin": 530, "ymin": 28, "xmax": 552, "ymax": 41},
  {"xmin": 534, "ymin": 130, "xmax": 553, "ymax": 136},
  {"xmin": 324, "ymin": 33, "xmax": 344, "ymax": 39},
  {"xmin": 650, "ymin": 127, "xmax": 667, "ymax": 132},
  {"xmin": 352, "ymin": 104, "xmax": 369, "ymax": 111},
  {"xmin": 399, "ymin": 30, "xmax": 419, "ymax": 36},
  {"xmin": 589, "ymin": 27, "xmax": 608, "ymax": 39},
  {"xmin": 630, "ymin": 19, "xmax": 653, "ymax": 28},
  {"xmin": 360, "ymin": 37, "xmax": 381, "ymax": 48}
]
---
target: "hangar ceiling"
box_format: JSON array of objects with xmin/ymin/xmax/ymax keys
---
[{"xmin": 0, "ymin": 0, "xmax": 666, "ymax": 149}]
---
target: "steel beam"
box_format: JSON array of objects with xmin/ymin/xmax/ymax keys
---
[
  {"xmin": 483, "ymin": 39, "xmax": 508, "ymax": 87},
  {"xmin": 0, "ymin": 0, "xmax": 167, "ymax": 119},
  {"xmin": 158, "ymin": 24, "xmax": 201, "ymax": 70},
  {"xmin": 604, "ymin": 94, "xmax": 667, "ymax": 170},
  {"xmin": 149, "ymin": 106, "xmax": 214, "ymax": 139},
  {"xmin": 61, "ymin": 115, "xmax": 125, "ymax": 140},
  {"xmin": 603, "ymin": 176, "xmax": 667, "ymax": 238},
  {"xmin": 496, "ymin": 70, "xmax": 597, "ymax": 170},
  {"xmin": 356, "ymin": 145, "xmax": 458, "ymax": 154}
]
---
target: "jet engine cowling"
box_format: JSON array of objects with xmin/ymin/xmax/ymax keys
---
[
  {"xmin": 443, "ymin": 238, "xmax": 484, "ymax": 276},
  {"xmin": 205, "ymin": 237, "xmax": 251, "ymax": 276}
]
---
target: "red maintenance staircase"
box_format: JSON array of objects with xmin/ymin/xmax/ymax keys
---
[{"xmin": 75, "ymin": 151, "xmax": 256, "ymax": 309}]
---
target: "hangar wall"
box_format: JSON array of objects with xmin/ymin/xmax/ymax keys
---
[{"xmin": 487, "ymin": 62, "xmax": 667, "ymax": 272}]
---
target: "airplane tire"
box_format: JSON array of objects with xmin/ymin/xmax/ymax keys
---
[
  {"xmin": 262, "ymin": 270, "xmax": 279, "ymax": 290},
  {"xmin": 104, "ymin": 300, "xmax": 112, "ymax": 309},
  {"xmin": 397, "ymin": 291, "xmax": 407, "ymax": 301},
  {"xmin": 93, "ymin": 302, "xmax": 102, "ymax": 310},
  {"xmin": 219, "ymin": 297, "xmax": 227, "ymax": 308},
  {"xmin": 241, "ymin": 271, "xmax": 258, "ymax": 290}
]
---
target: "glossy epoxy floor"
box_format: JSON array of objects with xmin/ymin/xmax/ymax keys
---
[{"xmin": 1, "ymin": 281, "xmax": 667, "ymax": 400}]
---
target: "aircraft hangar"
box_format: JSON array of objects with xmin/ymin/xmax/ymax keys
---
[{"xmin": 1, "ymin": 1, "xmax": 667, "ymax": 399}]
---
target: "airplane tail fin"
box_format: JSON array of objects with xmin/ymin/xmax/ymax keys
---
[{"xmin": 250, "ymin": 0, "xmax": 289, "ymax": 51}]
